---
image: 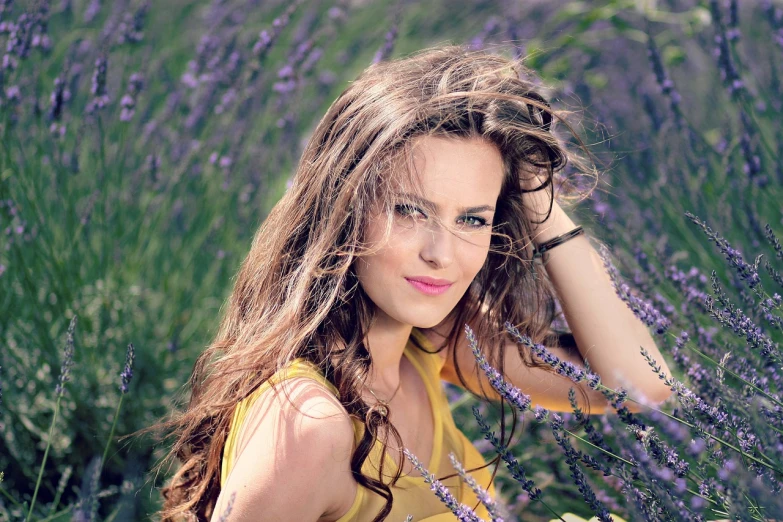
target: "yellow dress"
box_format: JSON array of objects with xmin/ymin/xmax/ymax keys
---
[{"xmin": 220, "ymin": 327, "xmax": 497, "ymax": 521}]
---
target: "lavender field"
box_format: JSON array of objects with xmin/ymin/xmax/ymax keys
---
[{"xmin": 1, "ymin": 0, "xmax": 783, "ymax": 520}]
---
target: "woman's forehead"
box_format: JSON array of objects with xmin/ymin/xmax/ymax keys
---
[{"xmin": 395, "ymin": 136, "xmax": 504, "ymax": 203}]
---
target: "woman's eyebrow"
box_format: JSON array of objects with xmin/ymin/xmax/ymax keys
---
[{"xmin": 394, "ymin": 192, "xmax": 495, "ymax": 213}]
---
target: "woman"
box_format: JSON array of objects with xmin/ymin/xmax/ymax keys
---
[{"xmin": 149, "ymin": 44, "xmax": 673, "ymax": 521}]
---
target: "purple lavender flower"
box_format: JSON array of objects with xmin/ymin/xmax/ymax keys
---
[
  {"xmin": 737, "ymin": 109, "xmax": 763, "ymax": 184},
  {"xmin": 119, "ymin": 343, "xmax": 134, "ymax": 394},
  {"xmin": 404, "ymin": 449, "xmax": 485, "ymax": 522},
  {"xmin": 501, "ymin": 322, "xmax": 604, "ymax": 393},
  {"xmin": 645, "ymin": 28, "xmax": 684, "ymax": 129},
  {"xmin": 598, "ymin": 244, "xmax": 671, "ymax": 334},
  {"xmin": 5, "ymin": 11, "xmax": 34, "ymax": 62},
  {"xmin": 468, "ymin": 16, "xmax": 501, "ymax": 51},
  {"xmin": 119, "ymin": 93, "xmax": 134, "ymax": 121},
  {"xmin": 550, "ymin": 413, "xmax": 614, "ymax": 521},
  {"xmin": 373, "ymin": 24, "xmax": 398, "ymax": 64},
  {"xmin": 472, "ymin": 405, "xmax": 542, "ymax": 502},
  {"xmin": 709, "ymin": 0, "xmax": 744, "ymax": 99},
  {"xmin": 666, "ymin": 265, "xmax": 711, "ymax": 316},
  {"xmin": 464, "ymin": 324, "xmax": 533, "ymax": 412},
  {"xmin": 253, "ymin": 2, "xmax": 301, "ymax": 58},
  {"xmin": 762, "ymin": 0, "xmax": 783, "ymax": 52},
  {"xmin": 705, "ymin": 271, "xmax": 779, "ymax": 363},
  {"xmin": 628, "ymin": 424, "xmax": 690, "ymax": 478},
  {"xmin": 48, "ymin": 74, "xmax": 70, "ymax": 123},
  {"xmin": 83, "ymin": 0, "xmax": 100, "ymax": 23},
  {"xmin": 685, "ymin": 212, "xmax": 762, "ymax": 293},
  {"xmin": 301, "ymin": 47, "xmax": 323, "ymax": 74},
  {"xmin": 119, "ymin": 72, "xmax": 144, "ymax": 122},
  {"xmin": 55, "ymin": 316, "xmax": 77, "ymax": 398},
  {"xmin": 669, "ymin": 381, "xmax": 729, "ymax": 428},
  {"xmin": 448, "ymin": 453, "xmax": 505, "ymax": 522},
  {"xmin": 764, "ymin": 224, "xmax": 783, "ymax": 262},
  {"xmin": 115, "ymin": 1, "xmax": 148, "ymax": 45},
  {"xmin": 566, "ymin": 389, "xmax": 614, "ymax": 471},
  {"xmin": 86, "ymin": 54, "xmax": 109, "ymax": 114},
  {"xmin": 726, "ymin": 0, "xmax": 740, "ymax": 41},
  {"xmin": 533, "ymin": 405, "xmax": 548, "ymax": 422}
]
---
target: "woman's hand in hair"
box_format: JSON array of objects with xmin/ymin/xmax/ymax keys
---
[{"xmin": 518, "ymin": 169, "xmax": 567, "ymax": 247}]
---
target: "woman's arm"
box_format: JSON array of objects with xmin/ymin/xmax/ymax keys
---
[{"xmin": 522, "ymin": 182, "xmax": 673, "ymax": 406}]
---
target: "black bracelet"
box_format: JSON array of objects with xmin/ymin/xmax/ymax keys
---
[{"xmin": 532, "ymin": 225, "xmax": 585, "ymax": 260}]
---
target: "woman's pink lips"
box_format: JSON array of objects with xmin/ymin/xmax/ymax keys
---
[{"xmin": 405, "ymin": 277, "xmax": 452, "ymax": 295}]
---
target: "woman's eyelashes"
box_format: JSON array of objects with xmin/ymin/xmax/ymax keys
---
[{"xmin": 393, "ymin": 203, "xmax": 491, "ymax": 229}]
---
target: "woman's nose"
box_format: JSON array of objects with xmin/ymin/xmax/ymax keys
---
[{"xmin": 419, "ymin": 221, "xmax": 455, "ymax": 268}]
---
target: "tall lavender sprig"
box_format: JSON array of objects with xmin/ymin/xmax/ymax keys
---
[
  {"xmin": 709, "ymin": 0, "xmax": 745, "ymax": 100},
  {"xmin": 448, "ymin": 452, "xmax": 506, "ymax": 522},
  {"xmin": 28, "ymin": 316, "xmax": 78, "ymax": 520},
  {"xmin": 403, "ymin": 448, "xmax": 485, "ymax": 522},
  {"xmin": 763, "ymin": 224, "xmax": 783, "ymax": 289},
  {"xmin": 598, "ymin": 244, "xmax": 672, "ymax": 335},
  {"xmin": 471, "ymin": 405, "xmax": 544, "ymax": 504},
  {"xmin": 115, "ymin": 1, "xmax": 148, "ymax": 46},
  {"xmin": 252, "ymin": 1, "xmax": 302, "ymax": 59},
  {"xmin": 550, "ymin": 413, "xmax": 615, "ymax": 522},
  {"xmin": 685, "ymin": 211, "xmax": 763, "ymax": 296},
  {"xmin": 85, "ymin": 54, "xmax": 109, "ymax": 114},
  {"xmin": 567, "ymin": 388, "xmax": 615, "ymax": 473},
  {"xmin": 119, "ymin": 72, "xmax": 144, "ymax": 123},
  {"xmin": 737, "ymin": 109, "xmax": 764, "ymax": 184},
  {"xmin": 373, "ymin": 23, "xmax": 398, "ymax": 64},
  {"xmin": 500, "ymin": 322, "xmax": 606, "ymax": 398},
  {"xmin": 464, "ymin": 324, "xmax": 531, "ymax": 412},
  {"xmin": 100, "ymin": 342, "xmax": 136, "ymax": 478},
  {"xmin": 55, "ymin": 316, "xmax": 77, "ymax": 398},
  {"xmin": 705, "ymin": 271, "xmax": 779, "ymax": 364},
  {"xmin": 47, "ymin": 71, "xmax": 71, "ymax": 138},
  {"xmin": 83, "ymin": 0, "xmax": 100, "ymax": 23},
  {"xmin": 119, "ymin": 342, "xmax": 135, "ymax": 394},
  {"xmin": 645, "ymin": 26, "xmax": 684, "ymax": 130},
  {"xmin": 627, "ymin": 423, "xmax": 690, "ymax": 479}
]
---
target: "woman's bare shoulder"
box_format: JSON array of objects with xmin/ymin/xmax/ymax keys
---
[{"xmin": 218, "ymin": 376, "xmax": 357, "ymax": 521}]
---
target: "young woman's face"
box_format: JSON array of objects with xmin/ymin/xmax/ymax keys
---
[{"xmin": 356, "ymin": 135, "xmax": 505, "ymax": 329}]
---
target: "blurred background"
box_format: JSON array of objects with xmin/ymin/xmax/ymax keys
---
[{"xmin": 1, "ymin": 0, "xmax": 782, "ymax": 520}]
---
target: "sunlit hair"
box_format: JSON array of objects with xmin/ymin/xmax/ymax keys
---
[{"xmin": 137, "ymin": 43, "xmax": 601, "ymax": 521}]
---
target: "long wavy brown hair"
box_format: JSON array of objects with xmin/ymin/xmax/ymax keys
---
[{"xmin": 136, "ymin": 43, "xmax": 601, "ymax": 522}]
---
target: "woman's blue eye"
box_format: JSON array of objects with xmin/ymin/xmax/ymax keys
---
[
  {"xmin": 394, "ymin": 203, "xmax": 425, "ymax": 218},
  {"xmin": 394, "ymin": 204, "xmax": 490, "ymax": 230},
  {"xmin": 460, "ymin": 215, "xmax": 490, "ymax": 229}
]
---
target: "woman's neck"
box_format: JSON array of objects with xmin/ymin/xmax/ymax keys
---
[{"xmin": 363, "ymin": 313, "xmax": 413, "ymax": 396}]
